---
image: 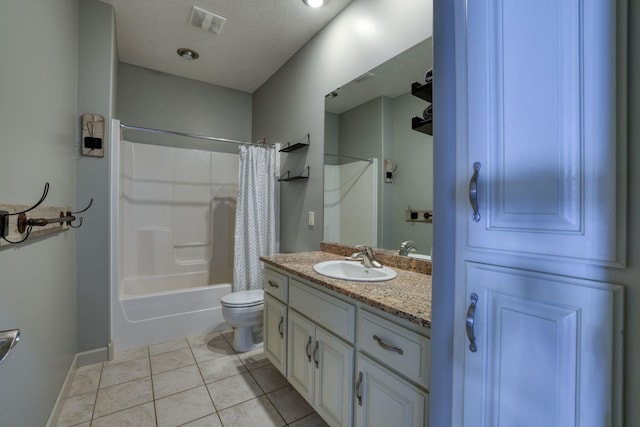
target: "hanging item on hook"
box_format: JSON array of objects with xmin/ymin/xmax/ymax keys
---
[
  {"xmin": 81, "ymin": 113, "xmax": 105, "ymax": 157},
  {"xmin": 0, "ymin": 182, "xmax": 93, "ymax": 246},
  {"xmin": 17, "ymin": 198, "xmax": 93, "ymax": 233}
]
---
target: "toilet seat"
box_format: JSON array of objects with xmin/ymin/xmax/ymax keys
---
[{"xmin": 221, "ymin": 289, "xmax": 264, "ymax": 308}]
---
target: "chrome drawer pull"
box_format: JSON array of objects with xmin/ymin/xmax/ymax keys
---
[
  {"xmin": 372, "ymin": 335, "xmax": 404, "ymax": 355},
  {"xmin": 468, "ymin": 162, "xmax": 481, "ymax": 222},
  {"xmin": 278, "ymin": 317, "xmax": 284, "ymax": 338},
  {"xmin": 355, "ymin": 371, "xmax": 363, "ymax": 406},
  {"xmin": 466, "ymin": 293, "xmax": 478, "ymax": 352},
  {"xmin": 313, "ymin": 341, "xmax": 319, "ymax": 368},
  {"xmin": 305, "ymin": 336, "xmax": 312, "ymax": 362},
  {"xmin": 268, "ymin": 280, "xmax": 279, "ymax": 288}
]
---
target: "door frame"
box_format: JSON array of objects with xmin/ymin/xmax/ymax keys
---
[{"xmin": 430, "ymin": 0, "xmax": 458, "ymax": 426}]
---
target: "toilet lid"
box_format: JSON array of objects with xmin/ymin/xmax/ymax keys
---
[{"xmin": 221, "ymin": 289, "xmax": 264, "ymax": 307}]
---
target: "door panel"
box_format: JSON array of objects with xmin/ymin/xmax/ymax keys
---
[
  {"xmin": 355, "ymin": 354, "xmax": 427, "ymax": 427},
  {"xmin": 287, "ymin": 310, "xmax": 315, "ymax": 404},
  {"xmin": 462, "ymin": 263, "xmax": 622, "ymax": 427},
  {"xmin": 263, "ymin": 293, "xmax": 287, "ymax": 376},
  {"xmin": 315, "ymin": 327, "xmax": 354, "ymax": 427},
  {"xmin": 464, "ymin": 0, "xmax": 624, "ymax": 268}
]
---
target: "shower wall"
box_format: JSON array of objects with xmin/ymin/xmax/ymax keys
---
[
  {"xmin": 120, "ymin": 140, "xmax": 238, "ymax": 294},
  {"xmin": 324, "ymin": 159, "xmax": 378, "ymax": 247}
]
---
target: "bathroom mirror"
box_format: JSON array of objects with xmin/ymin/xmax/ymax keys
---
[{"xmin": 323, "ymin": 38, "xmax": 433, "ymax": 256}]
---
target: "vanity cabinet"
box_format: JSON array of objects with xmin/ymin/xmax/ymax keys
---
[
  {"xmin": 263, "ymin": 269, "xmax": 289, "ymax": 376},
  {"xmin": 357, "ymin": 309, "xmax": 430, "ymax": 389},
  {"xmin": 288, "ymin": 310, "xmax": 354, "ymax": 426},
  {"xmin": 288, "ymin": 279, "xmax": 355, "ymax": 426},
  {"xmin": 262, "ymin": 265, "xmax": 430, "ymax": 427},
  {"xmin": 264, "ymin": 294, "xmax": 287, "ymax": 375},
  {"xmin": 355, "ymin": 354, "xmax": 428, "ymax": 427}
]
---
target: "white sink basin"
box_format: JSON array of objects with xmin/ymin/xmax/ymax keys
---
[{"xmin": 313, "ymin": 260, "xmax": 397, "ymax": 282}]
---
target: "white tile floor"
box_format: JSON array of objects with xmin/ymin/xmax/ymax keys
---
[{"xmin": 56, "ymin": 331, "xmax": 329, "ymax": 427}]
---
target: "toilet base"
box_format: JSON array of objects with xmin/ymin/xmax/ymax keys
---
[{"xmin": 232, "ymin": 325, "xmax": 264, "ymax": 353}]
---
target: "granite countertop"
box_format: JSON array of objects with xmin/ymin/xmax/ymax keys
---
[{"xmin": 260, "ymin": 250, "xmax": 432, "ymax": 328}]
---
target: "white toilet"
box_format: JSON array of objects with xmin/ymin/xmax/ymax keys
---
[{"xmin": 220, "ymin": 289, "xmax": 264, "ymax": 352}]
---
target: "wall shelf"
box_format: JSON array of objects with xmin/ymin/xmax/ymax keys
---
[
  {"xmin": 411, "ymin": 81, "xmax": 432, "ymax": 103},
  {"xmin": 278, "ymin": 166, "xmax": 310, "ymax": 182},
  {"xmin": 412, "ymin": 116, "xmax": 433, "ymax": 136},
  {"xmin": 279, "ymin": 133, "xmax": 310, "ymax": 153}
]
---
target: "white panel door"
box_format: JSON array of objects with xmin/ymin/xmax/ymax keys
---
[
  {"xmin": 263, "ymin": 293, "xmax": 287, "ymax": 376},
  {"xmin": 355, "ymin": 354, "xmax": 428, "ymax": 427},
  {"xmin": 462, "ymin": 0, "xmax": 625, "ymax": 271},
  {"xmin": 453, "ymin": 0, "xmax": 626, "ymax": 425},
  {"xmin": 315, "ymin": 327, "xmax": 354, "ymax": 427},
  {"xmin": 462, "ymin": 264, "xmax": 621, "ymax": 427},
  {"xmin": 287, "ymin": 309, "xmax": 315, "ymax": 404}
]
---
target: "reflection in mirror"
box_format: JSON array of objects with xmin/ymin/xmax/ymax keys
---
[{"xmin": 323, "ymin": 38, "xmax": 433, "ymax": 257}]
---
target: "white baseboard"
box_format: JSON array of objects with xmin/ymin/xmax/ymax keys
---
[
  {"xmin": 45, "ymin": 353, "xmax": 78, "ymax": 427},
  {"xmin": 77, "ymin": 345, "xmax": 110, "ymax": 367},
  {"xmin": 46, "ymin": 344, "xmax": 111, "ymax": 426}
]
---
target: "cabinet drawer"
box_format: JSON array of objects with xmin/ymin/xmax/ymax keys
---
[
  {"xmin": 264, "ymin": 268, "xmax": 288, "ymax": 302},
  {"xmin": 289, "ymin": 279, "xmax": 356, "ymax": 343},
  {"xmin": 358, "ymin": 309, "xmax": 430, "ymax": 388}
]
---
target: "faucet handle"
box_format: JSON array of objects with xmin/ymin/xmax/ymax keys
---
[
  {"xmin": 346, "ymin": 252, "xmax": 364, "ymax": 262},
  {"xmin": 355, "ymin": 245, "xmax": 373, "ymax": 256},
  {"xmin": 400, "ymin": 240, "xmax": 415, "ymax": 248}
]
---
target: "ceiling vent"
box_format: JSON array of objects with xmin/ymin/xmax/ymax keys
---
[{"xmin": 189, "ymin": 6, "xmax": 226, "ymax": 35}]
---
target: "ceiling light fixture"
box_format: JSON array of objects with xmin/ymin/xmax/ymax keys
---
[
  {"xmin": 177, "ymin": 48, "xmax": 199, "ymax": 60},
  {"xmin": 303, "ymin": 0, "xmax": 326, "ymax": 8}
]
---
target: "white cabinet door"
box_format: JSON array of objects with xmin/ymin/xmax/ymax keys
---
[
  {"xmin": 460, "ymin": 0, "xmax": 625, "ymax": 273},
  {"xmin": 355, "ymin": 354, "xmax": 427, "ymax": 427},
  {"xmin": 454, "ymin": 0, "xmax": 625, "ymax": 425},
  {"xmin": 287, "ymin": 309, "xmax": 315, "ymax": 404},
  {"xmin": 462, "ymin": 264, "xmax": 622, "ymax": 427},
  {"xmin": 263, "ymin": 293, "xmax": 287, "ymax": 376},
  {"xmin": 315, "ymin": 327, "xmax": 354, "ymax": 427}
]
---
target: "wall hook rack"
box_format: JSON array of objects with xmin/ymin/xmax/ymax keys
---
[{"xmin": 0, "ymin": 182, "xmax": 93, "ymax": 245}]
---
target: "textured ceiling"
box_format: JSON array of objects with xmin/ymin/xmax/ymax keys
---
[{"xmin": 101, "ymin": 0, "xmax": 353, "ymax": 93}]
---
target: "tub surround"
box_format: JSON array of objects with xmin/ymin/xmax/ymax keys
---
[{"xmin": 260, "ymin": 244, "xmax": 432, "ymax": 328}]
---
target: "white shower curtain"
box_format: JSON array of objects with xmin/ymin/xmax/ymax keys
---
[{"xmin": 233, "ymin": 145, "xmax": 277, "ymax": 292}]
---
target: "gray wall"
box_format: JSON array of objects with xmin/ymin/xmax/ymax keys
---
[
  {"xmin": 390, "ymin": 92, "xmax": 433, "ymax": 254},
  {"xmin": 117, "ymin": 63, "xmax": 252, "ymax": 154},
  {"xmin": 0, "ymin": 1, "xmax": 79, "ymax": 425},
  {"xmin": 330, "ymin": 93, "xmax": 434, "ymax": 252},
  {"xmin": 339, "ymin": 97, "xmax": 386, "ymax": 243},
  {"xmin": 77, "ymin": 0, "xmax": 117, "ymax": 354},
  {"xmin": 253, "ymin": 0, "xmax": 432, "ymax": 252}
]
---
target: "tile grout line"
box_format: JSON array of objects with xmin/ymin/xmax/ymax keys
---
[
  {"xmin": 89, "ymin": 346, "xmax": 157, "ymax": 425},
  {"xmin": 188, "ymin": 334, "xmax": 225, "ymax": 427},
  {"xmin": 146, "ymin": 346, "xmax": 159, "ymax": 427},
  {"xmin": 62, "ymin": 332, "xmax": 318, "ymax": 427},
  {"xmin": 88, "ymin": 361, "xmax": 105, "ymax": 424}
]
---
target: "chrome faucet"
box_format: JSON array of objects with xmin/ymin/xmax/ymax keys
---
[
  {"xmin": 398, "ymin": 240, "xmax": 417, "ymax": 256},
  {"xmin": 352, "ymin": 245, "xmax": 382, "ymax": 268}
]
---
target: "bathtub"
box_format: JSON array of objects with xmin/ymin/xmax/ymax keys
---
[
  {"xmin": 110, "ymin": 119, "xmax": 237, "ymax": 351},
  {"xmin": 112, "ymin": 273, "xmax": 231, "ymax": 351}
]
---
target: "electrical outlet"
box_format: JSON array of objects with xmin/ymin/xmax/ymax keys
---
[
  {"xmin": 308, "ymin": 211, "xmax": 315, "ymax": 226},
  {"xmin": 405, "ymin": 209, "xmax": 433, "ymax": 223}
]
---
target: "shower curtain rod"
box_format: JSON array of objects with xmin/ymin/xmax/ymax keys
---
[
  {"xmin": 324, "ymin": 153, "xmax": 374, "ymax": 164},
  {"xmin": 120, "ymin": 123, "xmax": 273, "ymax": 148}
]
